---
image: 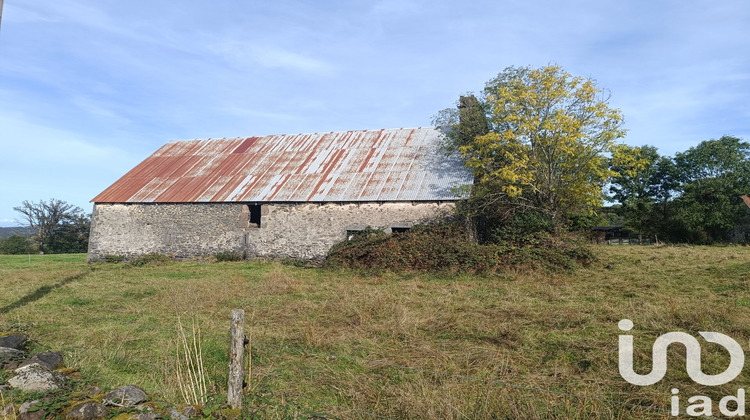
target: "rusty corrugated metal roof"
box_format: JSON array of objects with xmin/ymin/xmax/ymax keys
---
[{"xmin": 92, "ymin": 127, "xmax": 471, "ymax": 203}]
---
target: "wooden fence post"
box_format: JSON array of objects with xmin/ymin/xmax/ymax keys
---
[{"xmin": 228, "ymin": 309, "xmax": 245, "ymax": 409}]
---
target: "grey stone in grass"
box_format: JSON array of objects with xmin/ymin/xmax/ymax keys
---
[
  {"xmin": 169, "ymin": 408, "xmax": 189, "ymax": 420},
  {"xmin": 18, "ymin": 410, "xmax": 45, "ymax": 420},
  {"xmin": 0, "ymin": 346, "xmax": 24, "ymax": 363},
  {"xmin": 103, "ymin": 385, "xmax": 148, "ymax": 407},
  {"xmin": 17, "ymin": 400, "xmax": 44, "ymax": 420},
  {"xmin": 84, "ymin": 385, "xmax": 104, "ymax": 397},
  {"xmin": 168, "ymin": 405, "xmax": 202, "ymax": 419},
  {"xmin": 131, "ymin": 413, "xmax": 158, "ymax": 420},
  {"xmin": 8, "ymin": 364, "xmax": 66, "ymax": 392},
  {"xmin": 0, "ymin": 334, "xmax": 28, "ymax": 350},
  {"xmin": 19, "ymin": 351, "xmax": 64, "ymax": 371},
  {"xmin": 3, "ymin": 360, "xmax": 21, "ymax": 370},
  {"xmin": 180, "ymin": 405, "xmax": 201, "ymax": 418},
  {"xmin": 134, "ymin": 403, "xmax": 154, "ymax": 412},
  {"xmin": 65, "ymin": 401, "xmax": 109, "ymax": 419}
]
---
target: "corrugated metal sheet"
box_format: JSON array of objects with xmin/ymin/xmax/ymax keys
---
[{"xmin": 92, "ymin": 127, "xmax": 472, "ymax": 203}]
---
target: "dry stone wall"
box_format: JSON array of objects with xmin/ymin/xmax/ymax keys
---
[{"xmin": 87, "ymin": 202, "xmax": 455, "ymax": 261}]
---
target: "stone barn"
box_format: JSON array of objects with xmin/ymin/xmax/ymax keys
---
[{"xmin": 87, "ymin": 127, "xmax": 471, "ymax": 261}]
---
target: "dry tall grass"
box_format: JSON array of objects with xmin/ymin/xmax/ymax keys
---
[
  {"xmin": 0, "ymin": 389, "xmax": 17, "ymax": 420},
  {"xmin": 175, "ymin": 316, "xmax": 208, "ymax": 406}
]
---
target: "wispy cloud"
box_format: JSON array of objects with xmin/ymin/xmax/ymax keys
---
[
  {"xmin": 220, "ymin": 106, "xmax": 297, "ymax": 122},
  {"xmin": 6, "ymin": 4, "xmax": 60, "ymax": 23},
  {"xmin": 0, "ymin": 111, "xmax": 143, "ymax": 215},
  {"xmin": 253, "ymin": 46, "xmax": 333, "ymax": 73},
  {"xmin": 207, "ymin": 39, "xmax": 334, "ymax": 74},
  {"xmin": 0, "ymin": 112, "xmax": 132, "ymax": 168}
]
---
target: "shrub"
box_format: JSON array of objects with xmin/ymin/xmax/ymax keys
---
[
  {"xmin": 214, "ymin": 251, "xmax": 245, "ymax": 262},
  {"xmin": 103, "ymin": 255, "xmax": 125, "ymax": 263},
  {"xmin": 481, "ymin": 209, "xmax": 556, "ymax": 246},
  {"xmin": 506, "ymin": 238, "xmax": 596, "ymax": 272},
  {"xmin": 130, "ymin": 253, "xmax": 172, "ymax": 266},
  {"xmin": 324, "ymin": 223, "xmax": 595, "ymax": 273}
]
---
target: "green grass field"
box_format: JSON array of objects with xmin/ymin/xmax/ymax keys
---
[{"xmin": 1, "ymin": 246, "xmax": 750, "ymax": 419}]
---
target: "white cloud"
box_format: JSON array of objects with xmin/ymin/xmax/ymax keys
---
[{"xmin": 0, "ymin": 219, "xmax": 22, "ymax": 227}]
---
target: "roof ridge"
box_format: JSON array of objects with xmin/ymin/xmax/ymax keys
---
[{"xmin": 166, "ymin": 127, "xmax": 433, "ymax": 144}]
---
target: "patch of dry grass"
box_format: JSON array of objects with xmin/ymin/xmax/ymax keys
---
[{"xmin": 1, "ymin": 246, "xmax": 749, "ymax": 418}]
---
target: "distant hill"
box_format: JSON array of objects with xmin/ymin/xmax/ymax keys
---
[{"xmin": 0, "ymin": 226, "xmax": 36, "ymax": 239}]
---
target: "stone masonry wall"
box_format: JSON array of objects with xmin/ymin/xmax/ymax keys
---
[{"xmin": 87, "ymin": 202, "xmax": 455, "ymax": 261}]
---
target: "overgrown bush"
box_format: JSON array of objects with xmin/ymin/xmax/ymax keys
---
[
  {"xmin": 103, "ymin": 254, "xmax": 125, "ymax": 263},
  {"xmin": 324, "ymin": 223, "xmax": 595, "ymax": 273},
  {"xmin": 505, "ymin": 238, "xmax": 598, "ymax": 271},
  {"xmin": 214, "ymin": 250, "xmax": 246, "ymax": 262},
  {"xmin": 130, "ymin": 253, "xmax": 172, "ymax": 266},
  {"xmin": 482, "ymin": 210, "xmax": 556, "ymax": 245}
]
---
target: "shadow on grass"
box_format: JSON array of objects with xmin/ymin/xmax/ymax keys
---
[{"xmin": 0, "ymin": 272, "xmax": 89, "ymax": 314}]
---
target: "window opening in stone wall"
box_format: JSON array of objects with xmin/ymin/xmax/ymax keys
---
[
  {"xmin": 391, "ymin": 227, "xmax": 411, "ymax": 234},
  {"xmin": 249, "ymin": 205, "xmax": 261, "ymax": 227},
  {"xmin": 241, "ymin": 204, "xmax": 262, "ymax": 228},
  {"xmin": 345, "ymin": 225, "xmax": 372, "ymax": 240}
]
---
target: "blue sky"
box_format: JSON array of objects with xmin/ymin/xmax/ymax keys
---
[{"xmin": 1, "ymin": 0, "xmax": 749, "ymax": 226}]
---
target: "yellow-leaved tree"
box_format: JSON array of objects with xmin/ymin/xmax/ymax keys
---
[{"xmin": 435, "ymin": 65, "xmax": 626, "ymax": 239}]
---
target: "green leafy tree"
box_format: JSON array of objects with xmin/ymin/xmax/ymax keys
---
[
  {"xmin": 645, "ymin": 156, "xmax": 681, "ymax": 241},
  {"xmin": 436, "ymin": 65, "xmax": 626, "ymax": 238},
  {"xmin": 674, "ymin": 136, "xmax": 750, "ymax": 181},
  {"xmin": 608, "ymin": 144, "xmax": 662, "ymax": 241},
  {"xmin": 433, "ymin": 94, "xmax": 490, "ymax": 241},
  {"xmin": 434, "ymin": 94, "xmax": 490, "ymax": 153},
  {"xmin": 46, "ymin": 213, "xmax": 91, "ymax": 253},
  {"xmin": 671, "ymin": 136, "xmax": 750, "ymax": 243},
  {"xmin": 0, "ymin": 235, "xmax": 35, "ymax": 254},
  {"xmin": 13, "ymin": 199, "xmax": 90, "ymax": 253}
]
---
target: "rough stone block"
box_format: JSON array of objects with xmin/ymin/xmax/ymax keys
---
[
  {"xmin": 103, "ymin": 385, "xmax": 148, "ymax": 407},
  {"xmin": 66, "ymin": 401, "xmax": 109, "ymax": 419},
  {"xmin": 20, "ymin": 351, "xmax": 64, "ymax": 370},
  {"xmin": 0, "ymin": 333, "xmax": 28, "ymax": 350},
  {"xmin": 8, "ymin": 365, "xmax": 66, "ymax": 392}
]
